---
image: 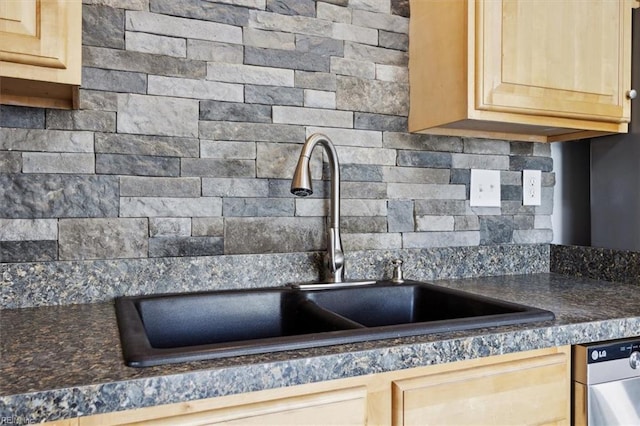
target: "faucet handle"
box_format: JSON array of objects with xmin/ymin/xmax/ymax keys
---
[{"xmin": 391, "ymin": 259, "xmax": 404, "ymax": 284}]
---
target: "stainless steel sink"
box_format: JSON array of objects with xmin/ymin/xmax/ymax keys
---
[{"xmin": 115, "ymin": 280, "xmax": 555, "ymax": 367}]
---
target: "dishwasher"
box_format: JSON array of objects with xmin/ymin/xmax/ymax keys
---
[{"xmin": 574, "ymin": 338, "xmax": 640, "ymax": 425}]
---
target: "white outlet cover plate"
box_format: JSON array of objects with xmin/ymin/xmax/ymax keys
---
[
  {"xmin": 470, "ymin": 169, "xmax": 501, "ymax": 207},
  {"xmin": 522, "ymin": 169, "xmax": 542, "ymax": 206}
]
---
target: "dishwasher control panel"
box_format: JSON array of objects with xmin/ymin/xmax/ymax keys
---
[{"xmin": 585, "ymin": 338, "xmax": 640, "ymax": 364}]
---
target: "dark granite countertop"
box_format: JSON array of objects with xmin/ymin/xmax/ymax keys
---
[{"xmin": 3, "ymin": 272, "xmax": 640, "ymax": 422}]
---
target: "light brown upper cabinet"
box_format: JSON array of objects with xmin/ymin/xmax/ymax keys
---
[
  {"xmin": 0, "ymin": 0, "xmax": 82, "ymax": 109},
  {"xmin": 409, "ymin": 0, "xmax": 639, "ymax": 143}
]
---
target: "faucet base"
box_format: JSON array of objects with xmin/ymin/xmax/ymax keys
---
[{"xmin": 290, "ymin": 280, "xmax": 377, "ymax": 291}]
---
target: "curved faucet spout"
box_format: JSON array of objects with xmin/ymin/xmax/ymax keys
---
[{"xmin": 291, "ymin": 133, "xmax": 344, "ymax": 283}]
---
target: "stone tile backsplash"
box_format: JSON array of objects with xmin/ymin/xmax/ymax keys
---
[{"xmin": 0, "ymin": 0, "xmax": 554, "ymax": 263}]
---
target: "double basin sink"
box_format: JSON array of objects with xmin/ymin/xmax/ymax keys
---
[{"xmin": 115, "ymin": 280, "xmax": 555, "ymax": 367}]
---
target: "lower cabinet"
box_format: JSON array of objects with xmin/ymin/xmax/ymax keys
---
[{"xmin": 45, "ymin": 346, "xmax": 570, "ymax": 425}]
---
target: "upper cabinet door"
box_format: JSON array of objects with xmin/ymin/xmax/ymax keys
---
[
  {"xmin": 478, "ymin": 0, "xmax": 631, "ymax": 125},
  {"xmin": 408, "ymin": 0, "xmax": 638, "ymax": 143},
  {"xmin": 0, "ymin": 0, "xmax": 81, "ymax": 109}
]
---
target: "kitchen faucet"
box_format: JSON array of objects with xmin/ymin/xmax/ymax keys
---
[{"xmin": 291, "ymin": 133, "xmax": 345, "ymax": 283}]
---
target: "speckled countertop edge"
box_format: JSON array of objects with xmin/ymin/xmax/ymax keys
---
[{"xmin": 3, "ymin": 272, "xmax": 640, "ymax": 422}]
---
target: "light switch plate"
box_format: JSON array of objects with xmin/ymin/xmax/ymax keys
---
[
  {"xmin": 522, "ymin": 169, "xmax": 542, "ymax": 206},
  {"xmin": 470, "ymin": 169, "xmax": 501, "ymax": 207}
]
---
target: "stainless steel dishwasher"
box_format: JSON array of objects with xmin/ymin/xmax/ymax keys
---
[{"xmin": 574, "ymin": 338, "xmax": 640, "ymax": 425}]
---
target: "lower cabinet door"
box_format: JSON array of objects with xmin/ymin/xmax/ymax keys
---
[
  {"xmin": 79, "ymin": 386, "xmax": 368, "ymax": 426},
  {"xmin": 391, "ymin": 348, "xmax": 570, "ymax": 426}
]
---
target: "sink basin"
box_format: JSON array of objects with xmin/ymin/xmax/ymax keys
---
[{"xmin": 115, "ymin": 280, "xmax": 554, "ymax": 367}]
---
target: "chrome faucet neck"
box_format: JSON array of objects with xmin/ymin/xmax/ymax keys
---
[{"xmin": 291, "ymin": 133, "xmax": 344, "ymax": 283}]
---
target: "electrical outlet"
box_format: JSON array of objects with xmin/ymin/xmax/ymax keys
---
[
  {"xmin": 470, "ymin": 169, "xmax": 501, "ymax": 207},
  {"xmin": 522, "ymin": 169, "xmax": 542, "ymax": 206}
]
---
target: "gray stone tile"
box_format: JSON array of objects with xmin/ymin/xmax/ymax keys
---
[
  {"xmin": 0, "ymin": 175, "xmax": 119, "ymax": 218},
  {"xmin": 331, "ymin": 57, "xmax": 375, "ymax": 79},
  {"xmin": 0, "ymin": 129, "xmax": 94, "ymax": 152},
  {"xmin": 223, "ymin": 198, "xmax": 294, "ymax": 216},
  {"xmin": 464, "ymin": 138, "xmax": 511, "ymax": 155},
  {"xmin": 454, "ymin": 215, "xmax": 480, "ymax": 231},
  {"xmin": 117, "ymin": 94, "xmax": 199, "ymax": 137},
  {"xmin": 127, "ymin": 10, "xmax": 243, "ymax": 41},
  {"xmin": 83, "ymin": 5, "xmax": 124, "ymax": 49},
  {"xmin": 350, "ymin": 0, "xmax": 390, "ymax": 13},
  {"xmin": 0, "ymin": 105, "xmax": 45, "ymax": 129},
  {"xmin": 343, "ymin": 232, "xmax": 402, "ymax": 250},
  {"xmin": 295, "ymin": 71, "xmax": 336, "ymax": 91},
  {"xmin": 533, "ymin": 143, "xmax": 552, "ymax": 157},
  {"xmin": 79, "ymin": 90, "xmax": 119, "ymax": 111},
  {"xmin": 207, "ymin": 62, "xmax": 294, "ymax": 86},
  {"xmin": 45, "ymin": 110, "xmax": 116, "ymax": 132},
  {"xmin": 352, "ymin": 9, "xmax": 408, "ymax": 32},
  {"xmin": 23, "ymin": 153, "xmax": 95, "ymax": 174},
  {"xmin": 333, "ymin": 23, "xmax": 378, "ymax": 45},
  {"xmin": 268, "ymin": 178, "xmax": 328, "ymax": 198},
  {"xmin": 191, "ymin": 217, "xmax": 224, "ymax": 237},
  {"xmin": 83, "ymin": 46, "xmax": 206, "ymax": 79},
  {"xmin": 336, "ymin": 146, "xmax": 396, "ymax": 165},
  {"xmin": 82, "ymin": 67, "xmax": 147, "ymax": 94},
  {"xmin": 149, "ymin": 236, "xmax": 224, "ymax": 257},
  {"xmin": 201, "ymin": 140, "xmax": 256, "ymax": 159},
  {"xmin": 120, "ymin": 197, "xmax": 222, "ymax": 217},
  {"xmin": 383, "ymin": 132, "xmax": 462, "ymax": 152},
  {"xmin": 512, "ymin": 229, "xmax": 553, "ymax": 244},
  {"xmin": 341, "ymin": 164, "xmax": 383, "ymax": 182},
  {"xmin": 0, "ymin": 219, "xmax": 57, "ymax": 241},
  {"xmin": 244, "ymin": 27, "xmax": 295, "ymax": 50},
  {"xmin": 148, "ymin": 75, "xmax": 243, "ymax": 102},
  {"xmin": 200, "ymin": 101, "xmax": 271, "ymax": 123},
  {"xmin": 150, "ymin": 0, "xmax": 250, "ymax": 26},
  {"xmin": 416, "ymin": 215, "xmax": 455, "ymax": 232},
  {"xmin": 480, "ymin": 216, "xmax": 515, "ymax": 245},
  {"xmin": 397, "ymin": 151, "xmax": 452, "ymax": 168},
  {"xmin": 303, "ymin": 90, "xmax": 336, "ymax": 108},
  {"xmin": 82, "ymin": 0, "xmax": 149, "ymax": 10},
  {"xmin": 202, "ymin": 178, "xmax": 269, "ymax": 197},
  {"xmin": 267, "ymin": 0, "xmax": 315, "ymax": 16},
  {"xmin": 354, "ymin": 113, "xmax": 407, "ymax": 132},
  {"xmin": 414, "ymin": 200, "xmax": 467, "ymax": 215},
  {"xmin": 249, "ymin": 10, "xmax": 332, "ymax": 37},
  {"xmin": 245, "ymin": 85, "xmax": 303, "ymax": 106},
  {"xmin": 245, "ymin": 46, "xmax": 330, "ymax": 72},
  {"xmin": 181, "ymin": 158, "xmax": 255, "ymax": 178},
  {"xmin": 120, "ymin": 176, "xmax": 201, "ymax": 197},
  {"xmin": 59, "ymin": 218, "xmax": 148, "ymax": 260},
  {"xmin": 305, "ymin": 127, "xmax": 382, "ymax": 148},
  {"xmin": 0, "ymin": 152, "xmax": 21, "ymax": 173},
  {"xmin": 382, "ymin": 167, "xmax": 449, "ymax": 184},
  {"xmin": 96, "ymin": 154, "xmax": 180, "ymax": 176},
  {"xmin": 391, "ymin": 0, "xmax": 409, "ymax": 17},
  {"xmin": 296, "ymin": 35, "xmax": 343, "ymax": 56},
  {"xmin": 337, "ymin": 76, "xmax": 408, "ymax": 116},
  {"xmin": 510, "ymin": 142, "xmax": 533, "ymax": 156},
  {"xmin": 126, "ymin": 31, "xmax": 186, "ymax": 58},
  {"xmin": 387, "ymin": 183, "xmax": 466, "ymax": 200},
  {"xmin": 0, "ymin": 241, "xmax": 58, "ymax": 263},
  {"xmin": 317, "ymin": 2, "xmax": 351, "ymax": 23},
  {"xmin": 344, "ymin": 41, "xmax": 408, "ymax": 66},
  {"xmin": 340, "ymin": 216, "xmax": 387, "ymax": 233},
  {"xmin": 149, "ymin": 218, "xmax": 191, "ymax": 237},
  {"xmin": 341, "ymin": 181, "xmax": 387, "ymax": 199},
  {"xmin": 200, "ymin": 121, "xmax": 305, "ymax": 142},
  {"xmin": 510, "ymin": 156, "xmax": 554, "ymax": 172},
  {"xmin": 501, "ymin": 185, "xmax": 522, "ymax": 202},
  {"xmin": 388, "ymin": 199, "xmax": 414, "ymax": 232},
  {"xmin": 273, "ymin": 106, "xmax": 353, "ymax": 128},
  {"xmin": 224, "ymin": 217, "xmax": 324, "ymax": 254},
  {"xmin": 187, "ymin": 39, "xmax": 243, "ymax": 62},
  {"xmin": 95, "ymin": 133, "xmax": 199, "ymax": 157},
  {"xmin": 378, "ymin": 30, "xmax": 408, "ymax": 51},
  {"xmin": 402, "ymin": 231, "xmax": 480, "ymax": 248},
  {"xmin": 376, "ymin": 64, "xmax": 408, "ymax": 83},
  {"xmin": 451, "ymin": 153, "xmax": 510, "ymax": 170}
]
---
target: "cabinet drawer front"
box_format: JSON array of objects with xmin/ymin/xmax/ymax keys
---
[
  {"xmin": 392, "ymin": 352, "xmax": 570, "ymax": 426},
  {"xmin": 478, "ymin": 0, "xmax": 631, "ymax": 124}
]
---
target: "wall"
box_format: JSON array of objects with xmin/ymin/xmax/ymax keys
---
[{"xmin": 0, "ymin": 0, "xmax": 554, "ymax": 264}]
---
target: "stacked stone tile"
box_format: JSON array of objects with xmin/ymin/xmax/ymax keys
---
[{"xmin": 0, "ymin": 0, "xmax": 553, "ymax": 263}]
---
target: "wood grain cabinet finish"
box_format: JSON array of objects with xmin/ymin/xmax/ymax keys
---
[
  {"xmin": 42, "ymin": 346, "xmax": 570, "ymax": 425},
  {"xmin": 409, "ymin": 0, "xmax": 638, "ymax": 143},
  {"xmin": 0, "ymin": 0, "xmax": 82, "ymax": 109},
  {"xmin": 392, "ymin": 346, "xmax": 571, "ymax": 425}
]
